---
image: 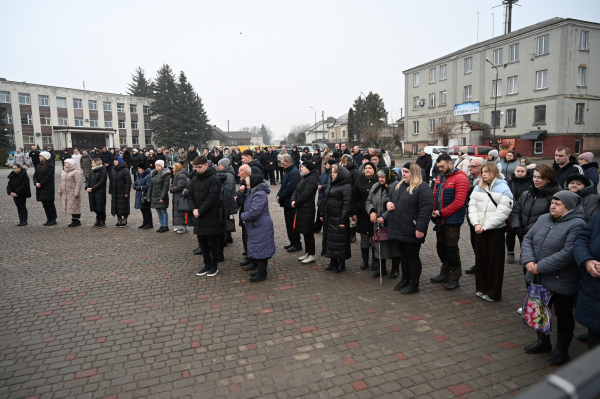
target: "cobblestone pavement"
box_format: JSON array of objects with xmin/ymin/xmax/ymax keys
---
[{"xmin": 0, "ymin": 167, "xmax": 588, "ymax": 399}]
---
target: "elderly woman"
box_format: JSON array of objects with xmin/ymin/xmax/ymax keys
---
[
  {"xmin": 86, "ymin": 158, "xmax": 108, "ymax": 228},
  {"xmin": 7, "ymin": 162, "xmax": 31, "ymax": 226},
  {"xmin": 109, "ymin": 156, "xmax": 132, "ymax": 227},
  {"xmin": 177, "ymin": 147, "xmax": 188, "ymax": 171},
  {"xmin": 521, "ymin": 190, "xmax": 586, "ymax": 366},
  {"xmin": 134, "ymin": 163, "xmax": 153, "ymax": 229},
  {"xmin": 33, "ymin": 151, "xmax": 57, "ymax": 226},
  {"xmin": 59, "ymin": 159, "xmax": 83, "ymax": 227},
  {"xmin": 277, "ymin": 148, "xmax": 287, "ymax": 183},
  {"xmin": 468, "ymin": 162, "xmax": 513, "ymax": 301},
  {"xmin": 319, "ymin": 164, "xmax": 353, "ymax": 273},
  {"xmin": 292, "ymin": 160, "xmax": 320, "ymax": 264},
  {"xmin": 167, "ymin": 149, "xmax": 177, "ymax": 169},
  {"xmin": 578, "ymin": 152, "xmax": 599, "ymax": 195},
  {"xmin": 565, "ymin": 174, "xmax": 600, "ymax": 222},
  {"xmin": 170, "ymin": 163, "xmax": 189, "ymax": 233},
  {"xmin": 241, "ymin": 175, "xmax": 275, "ymax": 283},
  {"xmin": 291, "ymin": 146, "xmax": 300, "ymax": 169},
  {"xmin": 321, "ymin": 147, "xmax": 331, "ymax": 173},
  {"xmin": 352, "ymin": 161, "xmax": 379, "ymax": 272},
  {"xmin": 147, "ymin": 160, "xmax": 171, "ymax": 232},
  {"xmin": 14, "ymin": 148, "xmax": 26, "ymax": 167}
]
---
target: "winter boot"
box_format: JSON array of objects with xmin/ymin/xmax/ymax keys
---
[
  {"xmin": 98, "ymin": 220, "xmax": 106, "ymax": 228},
  {"xmin": 390, "ymin": 258, "xmax": 400, "ymax": 279},
  {"xmin": 394, "ymin": 279, "xmax": 409, "ymax": 291},
  {"xmin": 115, "ymin": 218, "xmax": 122, "ymax": 227},
  {"xmin": 360, "ymin": 248, "xmax": 369, "ymax": 270},
  {"xmin": 401, "ymin": 279, "xmax": 420, "ymax": 295},
  {"xmin": 350, "ymin": 227, "xmax": 356, "ymax": 243},
  {"xmin": 506, "ymin": 251, "xmax": 515, "ymax": 264},
  {"xmin": 121, "ymin": 217, "xmax": 127, "ymax": 227},
  {"xmin": 93, "ymin": 219, "xmax": 101, "ymax": 227},
  {"xmin": 370, "ymin": 248, "xmax": 378, "ymax": 271},
  {"xmin": 547, "ymin": 335, "xmax": 572, "ymax": 366},
  {"xmin": 372, "ymin": 259, "xmax": 387, "ymax": 278},
  {"xmin": 524, "ymin": 331, "xmax": 552, "ymax": 354},
  {"xmin": 334, "ymin": 259, "xmax": 346, "ymax": 273},
  {"xmin": 325, "ymin": 258, "xmax": 338, "ymax": 271},
  {"xmin": 249, "ymin": 261, "xmax": 268, "ymax": 283}
]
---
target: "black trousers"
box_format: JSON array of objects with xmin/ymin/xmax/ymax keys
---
[
  {"xmin": 14, "ymin": 197, "xmax": 28, "ymax": 223},
  {"xmin": 255, "ymin": 259, "xmax": 268, "ymax": 278},
  {"xmin": 474, "ymin": 227, "xmax": 506, "ymax": 300},
  {"xmin": 277, "ymin": 167, "xmax": 283, "ymax": 181},
  {"xmin": 284, "ymin": 207, "xmax": 302, "ymax": 248},
  {"xmin": 266, "ymin": 169, "xmax": 276, "ymax": 184},
  {"xmin": 199, "ymin": 234, "xmax": 220, "ymax": 268},
  {"xmin": 313, "ymin": 213, "xmax": 323, "ymax": 232},
  {"xmin": 41, "ymin": 200, "xmax": 57, "ymax": 222},
  {"xmin": 242, "ymin": 222, "xmax": 248, "ymax": 255},
  {"xmin": 141, "ymin": 208, "xmax": 152, "ymax": 225},
  {"xmin": 95, "ymin": 211, "xmax": 106, "ymax": 221},
  {"xmin": 302, "ymin": 233, "xmax": 315, "ymax": 255},
  {"xmin": 436, "ymin": 225, "xmax": 462, "ymax": 281},
  {"xmin": 505, "ymin": 228, "xmax": 521, "ymax": 252},
  {"xmin": 548, "ymin": 293, "xmax": 576, "ymax": 340},
  {"xmin": 398, "ymin": 241, "xmax": 422, "ymax": 282}
]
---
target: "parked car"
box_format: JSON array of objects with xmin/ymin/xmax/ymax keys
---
[
  {"xmin": 423, "ymin": 146, "xmax": 450, "ymax": 162},
  {"xmin": 446, "ymin": 145, "xmax": 493, "ymax": 160}
]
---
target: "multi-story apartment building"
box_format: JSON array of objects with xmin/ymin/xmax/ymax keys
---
[
  {"xmin": 0, "ymin": 78, "xmax": 153, "ymax": 151},
  {"xmin": 403, "ymin": 18, "xmax": 600, "ymax": 157}
]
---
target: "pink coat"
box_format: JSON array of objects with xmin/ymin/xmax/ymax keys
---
[{"xmin": 59, "ymin": 163, "xmax": 82, "ymax": 215}]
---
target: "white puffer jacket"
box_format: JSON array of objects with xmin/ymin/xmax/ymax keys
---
[{"xmin": 468, "ymin": 177, "xmax": 514, "ymax": 230}]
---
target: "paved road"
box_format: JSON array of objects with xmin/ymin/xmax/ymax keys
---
[{"xmin": 0, "ymin": 166, "xmax": 587, "ymax": 399}]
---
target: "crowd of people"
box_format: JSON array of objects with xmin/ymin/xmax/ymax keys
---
[{"xmin": 6, "ymin": 143, "xmax": 600, "ymax": 365}]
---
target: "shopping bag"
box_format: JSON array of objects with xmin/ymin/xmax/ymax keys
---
[{"xmin": 522, "ymin": 276, "xmax": 553, "ymax": 335}]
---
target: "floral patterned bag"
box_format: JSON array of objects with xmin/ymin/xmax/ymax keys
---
[{"xmin": 522, "ymin": 276, "xmax": 553, "ymax": 335}]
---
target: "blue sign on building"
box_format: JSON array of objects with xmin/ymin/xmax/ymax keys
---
[{"xmin": 454, "ymin": 101, "xmax": 480, "ymax": 116}]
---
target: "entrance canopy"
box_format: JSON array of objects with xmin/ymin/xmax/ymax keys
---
[
  {"xmin": 52, "ymin": 126, "xmax": 117, "ymax": 151},
  {"xmin": 519, "ymin": 130, "xmax": 547, "ymax": 140}
]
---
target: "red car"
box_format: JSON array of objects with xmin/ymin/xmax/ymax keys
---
[{"xmin": 446, "ymin": 145, "xmax": 494, "ymax": 160}]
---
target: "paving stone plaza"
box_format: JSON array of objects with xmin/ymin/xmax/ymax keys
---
[{"xmin": 0, "ymin": 167, "xmax": 589, "ymax": 399}]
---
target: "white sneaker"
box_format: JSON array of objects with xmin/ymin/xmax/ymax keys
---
[
  {"xmin": 301, "ymin": 255, "xmax": 316, "ymax": 264},
  {"xmin": 517, "ymin": 307, "xmax": 523, "ymax": 315},
  {"xmin": 482, "ymin": 294, "xmax": 495, "ymax": 302},
  {"xmin": 298, "ymin": 253, "xmax": 309, "ymax": 261},
  {"xmin": 177, "ymin": 227, "xmax": 188, "ymax": 234},
  {"xmin": 173, "ymin": 226, "xmax": 181, "ymax": 232}
]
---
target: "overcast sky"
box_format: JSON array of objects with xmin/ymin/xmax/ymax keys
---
[{"xmin": 3, "ymin": 0, "xmax": 599, "ymax": 141}]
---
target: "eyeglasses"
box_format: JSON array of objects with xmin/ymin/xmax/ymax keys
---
[{"xmin": 468, "ymin": 165, "xmax": 481, "ymax": 168}]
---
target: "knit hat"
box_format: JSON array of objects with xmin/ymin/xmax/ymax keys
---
[
  {"xmin": 65, "ymin": 159, "xmax": 75, "ymax": 165},
  {"xmin": 552, "ymin": 190, "xmax": 582, "ymax": 210},
  {"xmin": 459, "ymin": 146, "xmax": 468, "ymax": 154},
  {"xmin": 566, "ymin": 173, "xmax": 591, "ymax": 187},
  {"xmin": 403, "ymin": 162, "xmax": 411, "ymax": 170},
  {"xmin": 218, "ymin": 158, "xmax": 230, "ymax": 168},
  {"xmin": 364, "ymin": 153, "xmax": 371, "ymax": 161},
  {"xmin": 155, "ymin": 160, "xmax": 164, "ymax": 168},
  {"xmin": 488, "ymin": 149, "xmax": 499, "ymax": 158},
  {"xmin": 138, "ymin": 163, "xmax": 147, "ymax": 170},
  {"xmin": 132, "ymin": 148, "xmax": 138, "ymax": 153},
  {"xmin": 40, "ymin": 151, "xmax": 51, "ymax": 160},
  {"xmin": 578, "ymin": 152, "xmax": 594, "ymax": 163},
  {"xmin": 327, "ymin": 159, "xmax": 337, "ymax": 166},
  {"xmin": 363, "ymin": 161, "xmax": 377, "ymax": 173},
  {"xmin": 302, "ymin": 160, "xmax": 315, "ymax": 171}
]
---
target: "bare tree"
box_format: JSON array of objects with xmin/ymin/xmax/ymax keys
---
[{"xmin": 431, "ymin": 116, "xmax": 460, "ymax": 146}]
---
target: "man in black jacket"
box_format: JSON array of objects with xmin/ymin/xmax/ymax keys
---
[
  {"xmin": 187, "ymin": 146, "xmax": 200, "ymax": 173},
  {"xmin": 264, "ymin": 146, "xmax": 278, "ymax": 185},
  {"xmin": 277, "ymin": 155, "xmax": 302, "ymax": 252},
  {"xmin": 129, "ymin": 149, "xmax": 142, "ymax": 179},
  {"xmin": 352, "ymin": 146, "xmax": 364, "ymax": 165},
  {"xmin": 416, "ymin": 150, "xmax": 433, "ymax": 183},
  {"xmin": 29, "ymin": 146, "xmax": 40, "ymax": 169},
  {"xmin": 241, "ymin": 150, "xmax": 263, "ymax": 175},
  {"xmin": 340, "ymin": 143, "xmax": 351, "ymax": 156},
  {"xmin": 188, "ymin": 156, "xmax": 223, "ymax": 277},
  {"xmin": 121, "ymin": 147, "xmax": 131, "ymax": 167},
  {"xmin": 59, "ymin": 147, "xmax": 71, "ymax": 167},
  {"xmin": 553, "ymin": 146, "xmax": 583, "ymax": 187},
  {"xmin": 231, "ymin": 146, "xmax": 242, "ymax": 183}
]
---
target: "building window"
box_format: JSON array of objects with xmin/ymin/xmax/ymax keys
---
[
  {"xmin": 90, "ymin": 118, "xmax": 98, "ymax": 127},
  {"xmin": 537, "ymin": 34, "xmax": 549, "ymax": 55},
  {"xmin": 22, "ymin": 135, "xmax": 34, "ymax": 144},
  {"xmin": 132, "ymin": 136, "xmax": 139, "ymax": 145},
  {"xmin": 536, "ymin": 70, "xmax": 548, "ymax": 89},
  {"xmin": 464, "ymin": 57, "xmax": 472, "ymax": 73},
  {"xmin": 330, "ymin": 132, "xmax": 334, "ymax": 139},
  {"xmin": 413, "ymin": 73, "xmax": 419, "ymax": 87},
  {"xmin": 429, "ymin": 93, "xmax": 435, "ymax": 108},
  {"xmin": 21, "ymin": 114, "xmax": 32, "ymax": 125},
  {"xmin": 413, "ymin": 96, "xmax": 420, "ymax": 110},
  {"xmin": 42, "ymin": 136, "xmax": 53, "ymax": 145},
  {"xmin": 413, "ymin": 121, "xmax": 419, "ymax": 134},
  {"xmin": 429, "ymin": 68, "xmax": 436, "ymax": 83},
  {"xmin": 88, "ymin": 100, "xmax": 97, "ymax": 110},
  {"xmin": 58, "ymin": 117, "xmax": 68, "ymax": 126},
  {"xmin": 576, "ymin": 103, "xmax": 585, "ymax": 123},
  {"xmin": 580, "ymin": 31, "xmax": 589, "ymax": 50},
  {"xmin": 506, "ymin": 109, "xmax": 516, "ymax": 127},
  {"xmin": 131, "ymin": 121, "xmax": 138, "ymax": 129},
  {"xmin": 575, "ymin": 139, "xmax": 582, "ymax": 154},
  {"xmin": 491, "ymin": 111, "xmax": 501, "ymax": 128},
  {"xmin": 56, "ymin": 97, "xmax": 66, "ymax": 108},
  {"xmin": 145, "ymin": 136, "xmax": 152, "ymax": 145},
  {"xmin": 118, "ymin": 120, "xmax": 126, "ymax": 129},
  {"xmin": 38, "ymin": 95, "xmax": 49, "ymax": 106},
  {"xmin": 119, "ymin": 137, "xmax": 127, "ymax": 145},
  {"xmin": 130, "ymin": 104, "xmax": 137, "ymax": 114},
  {"xmin": 0, "ymin": 91, "xmax": 10, "ymax": 103},
  {"xmin": 461, "ymin": 137, "xmax": 467, "ymax": 146},
  {"xmin": 117, "ymin": 103, "xmax": 125, "ymax": 113},
  {"xmin": 493, "ymin": 48, "xmax": 503, "ymax": 65},
  {"xmin": 412, "ymin": 144, "xmax": 419, "ymax": 153},
  {"xmin": 74, "ymin": 117, "xmax": 84, "ymax": 127},
  {"xmin": 143, "ymin": 105, "xmax": 150, "ymax": 115},
  {"xmin": 534, "ymin": 105, "xmax": 546, "ymax": 124},
  {"xmin": 144, "ymin": 122, "xmax": 150, "ymax": 130},
  {"xmin": 440, "ymin": 91, "xmax": 447, "ymax": 106},
  {"xmin": 440, "ymin": 65, "xmax": 447, "ymax": 80},
  {"xmin": 439, "ymin": 117, "xmax": 446, "ymax": 125},
  {"xmin": 103, "ymin": 101, "xmax": 112, "ymax": 111},
  {"xmin": 40, "ymin": 116, "xmax": 51, "ymax": 126},
  {"xmin": 105, "ymin": 120, "xmax": 113, "ymax": 128},
  {"xmin": 18, "ymin": 93, "xmax": 31, "ymax": 105},
  {"xmin": 2, "ymin": 112, "xmax": 12, "ymax": 124},
  {"xmin": 578, "ymin": 67, "xmax": 586, "ymax": 87},
  {"xmin": 509, "ymin": 43, "xmax": 519, "ymax": 62},
  {"xmin": 533, "ymin": 141, "xmax": 543, "ymax": 155},
  {"xmin": 464, "ymin": 85, "xmax": 472, "ymax": 101},
  {"xmin": 508, "ymin": 76, "xmax": 518, "ymax": 94},
  {"xmin": 492, "ymin": 79, "xmax": 502, "ymax": 97},
  {"xmin": 73, "ymin": 98, "xmax": 82, "ymax": 109},
  {"xmin": 428, "ymin": 119, "xmax": 435, "ymax": 133},
  {"xmin": 342, "ymin": 129, "xmax": 346, "ymax": 138}
]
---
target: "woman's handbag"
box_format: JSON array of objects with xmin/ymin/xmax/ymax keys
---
[
  {"xmin": 522, "ymin": 275, "xmax": 553, "ymax": 335},
  {"xmin": 373, "ymin": 227, "xmax": 390, "ymax": 242},
  {"xmin": 226, "ymin": 216, "xmax": 236, "ymax": 232},
  {"xmin": 177, "ymin": 197, "xmax": 192, "ymax": 213}
]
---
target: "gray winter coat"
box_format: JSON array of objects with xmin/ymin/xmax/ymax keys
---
[
  {"xmin": 147, "ymin": 168, "xmax": 171, "ymax": 209},
  {"xmin": 365, "ymin": 182, "xmax": 401, "ymax": 259},
  {"xmin": 170, "ymin": 169, "xmax": 189, "ymax": 225},
  {"xmin": 521, "ymin": 206, "xmax": 586, "ymax": 295},
  {"xmin": 564, "ymin": 181, "xmax": 600, "ymax": 223},
  {"xmin": 219, "ymin": 165, "xmax": 238, "ymax": 216}
]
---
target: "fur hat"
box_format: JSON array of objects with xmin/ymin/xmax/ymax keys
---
[
  {"xmin": 566, "ymin": 173, "xmax": 591, "ymax": 187},
  {"xmin": 137, "ymin": 163, "xmax": 147, "ymax": 170},
  {"xmin": 65, "ymin": 159, "xmax": 75, "ymax": 165},
  {"xmin": 155, "ymin": 160, "xmax": 164, "ymax": 168},
  {"xmin": 459, "ymin": 146, "xmax": 468, "ymax": 155}
]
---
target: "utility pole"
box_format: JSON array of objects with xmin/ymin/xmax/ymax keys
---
[
  {"xmin": 486, "ymin": 58, "xmax": 499, "ymax": 149},
  {"xmin": 227, "ymin": 120, "xmax": 229, "ymax": 132},
  {"xmin": 322, "ymin": 110, "xmax": 325, "ymax": 141}
]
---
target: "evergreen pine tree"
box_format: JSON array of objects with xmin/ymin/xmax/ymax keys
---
[
  {"xmin": 176, "ymin": 71, "xmax": 211, "ymax": 147},
  {"xmin": 150, "ymin": 64, "xmax": 180, "ymax": 147},
  {"xmin": 259, "ymin": 124, "xmax": 273, "ymax": 145},
  {"xmin": 347, "ymin": 108, "xmax": 355, "ymax": 141},
  {"xmin": 126, "ymin": 67, "xmax": 154, "ymax": 97}
]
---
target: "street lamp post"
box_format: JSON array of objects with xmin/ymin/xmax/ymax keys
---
[
  {"xmin": 309, "ymin": 106, "xmax": 316, "ymax": 141},
  {"xmin": 485, "ymin": 58, "xmax": 499, "ymax": 149}
]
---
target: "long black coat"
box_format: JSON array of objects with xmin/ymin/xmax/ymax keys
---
[
  {"xmin": 352, "ymin": 174, "xmax": 378, "ymax": 235},
  {"xmin": 291, "ymin": 169, "xmax": 319, "ymax": 235},
  {"xmin": 264, "ymin": 151, "xmax": 278, "ymax": 170},
  {"xmin": 86, "ymin": 166, "xmax": 107, "ymax": 213},
  {"xmin": 33, "ymin": 160, "xmax": 55, "ymax": 201},
  {"xmin": 510, "ymin": 179, "xmax": 561, "ymax": 238},
  {"xmin": 320, "ymin": 166, "xmax": 353, "ymax": 260},
  {"xmin": 187, "ymin": 167, "xmax": 223, "ymax": 236},
  {"xmin": 291, "ymin": 150, "xmax": 300, "ymax": 168},
  {"xmin": 109, "ymin": 163, "xmax": 132, "ymax": 216},
  {"xmin": 507, "ymin": 173, "xmax": 532, "ymax": 202},
  {"xmin": 384, "ymin": 181, "xmax": 434, "ymax": 244},
  {"xmin": 129, "ymin": 153, "xmax": 142, "ymax": 172},
  {"xmin": 346, "ymin": 161, "xmax": 361, "ymax": 186},
  {"xmin": 7, "ymin": 169, "xmax": 31, "ymax": 198},
  {"xmin": 416, "ymin": 153, "xmax": 432, "ymax": 180}
]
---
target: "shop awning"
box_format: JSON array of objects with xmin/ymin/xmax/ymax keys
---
[{"xmin": 520, "ymin": 130, "xmax": 547, "ymax": 140}]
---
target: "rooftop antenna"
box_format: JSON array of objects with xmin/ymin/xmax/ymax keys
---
[{"xmin": 493, "ymin": 0, "xmax": 520, "ymax": 35}]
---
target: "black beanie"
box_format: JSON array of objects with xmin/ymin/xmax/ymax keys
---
[
  {"xmin": 403, "ymin": 162, "xmax": 411, "ymax": 170},
  {"xmin": 302, "ymin": 160, "xmax": 315, "ymax": 171},
  {"xmin": 327, "ymin": 159, "xmax": 337, "ymax": 166},
  {"xmin": 363, "ymin": 161, "xmax": 377, "ymax": 173},
  {"xmin": 138, "ymin": 163, "xmax": 147, "ymax": 170}
]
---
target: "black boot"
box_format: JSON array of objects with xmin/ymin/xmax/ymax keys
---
[
  {"xmin": 334, "ymin": 259, "xmax": 346, "ymax": 273},
  {"xmin": 93, "ymin": 219, "xmax": 101, "ymax": 227},
  {"xmin": 372, "ymin": 259, "xmax": 387, "ymax": 278},
  {"xmin": 193, "ymin": 247, "xmax": 203, "ymax": 255},
  {"xmin": 98, "ymin": 220, "xmax": 106, "ymax": 228},
  {"xmin": 138, "ymin": 222, "xmax": 147, "ymax": 229},
  {"xmin": 390, "ymin": 258, "xmax": 400, "ymax": 279},
  {"xmin": 250, "ymin": 260, "xmax": 268, "ymax": 283},
  {"xmin": 370, "ymin": 247, "xmax": 378, "ymax": 271},
  {"xmin": 524, "ymin": 331, "xmax": 552, "ymax": 354},
  {"xmin": 218, "ymin": 251, "xmax": 225, "ymax": 263},
  {"xmin": 360, "ymin": 248, "xmax": 369, "ymax": 270},
  {"xmin": 115, "ymin": 218, "xmax": 122, "ymax": 227},
  {"xmin": 401, "ymin": 279, "xmax": 420, "ymax": 295},
  {"xmin": 325, "ymin": 258, "xmax": 338, "ymax": 271},
  {"xmin": 243, "ymin": 261, "xmax": 258, "ymax": 271},
  {"xmin": 350, "ymin": 228, "xmax": 356, "ymax": 243},
  {"xmin": 394, "ymin": 279, "xmax": 409, "ymax": 291},
  {"xmin": 226, "ymin": 232, "xmax": 233, "ymax": 243},
  {"xmin": 547, "ymin": 335, "xmax": 572, "ymax": 366}
]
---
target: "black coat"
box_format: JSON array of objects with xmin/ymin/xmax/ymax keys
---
[
  {"xmin": 248, "ymin": 159, "xmax": 263, "ymax": 176},
  {"xmin": 264, "ymin": 151, "xmax": 278, "ymax": 170},
  {"xmin": 129, "ymin": 153, "xmax": 142, "ymax": 172},
  {"xmin": 7, "ymin": 169, "xmax": 31, "ymax": 198},
  {"xmin": 320, "ymin": 166, "xmax": 353, "ymax": 260},
  {"xmin": 109, "ymin": 163, "xmax": 132, "ymax": 216},
  {"xmin": 416, "ymin": 154, "xmax": 432, "ymax": 180},
  {"xmin": 552, "ymin": 157, "xmax": 582, "ymax": 187},
  {"xmin": 291, "ymin": 169, "xmax": 319, "ymax": 234},
  {"xmin": 507, "ymin": 173, "xmax": 532, "ymax": 202},
  {"xmin": 510, "ymin": 179, "xmax": 561, "ymax": 238},
  {"xmin": 33, "ymin": 160, "xmax": 55, "ymax": 201},
  {"xmin": 187, "ymin": 167, "xmax": 223, "ymax": 236},
  {"xmin": 312, "ymin": 154, "xmax": 322, "ymax": 172},
  {"xmin": 291, "ymin": 150, "xmax": 300, "ymax": 168},
  {"xmin": 99, "ymin": 150, "xmax": 112, "ymax": 166},
  {"xmin": 29, "ymin": 150, "xmax": 40, "ymax": 166},
  {"xmin": 86, "ymin": 166, "xmax": 107, "ymax": 213},
  {"xmin": 384, "ymin": 181, "xmax": 433, "ymax": 244},
  {"xmin": 346, "ymin": 161, "xmax": 361, "ymax": 186},
  {"xmin": 352, "ymin": 174, "xmax": 378, "ymax": 235},
  {"xmin": 187, "ymin": 149, "xmax": 200, "ymax": 164}
]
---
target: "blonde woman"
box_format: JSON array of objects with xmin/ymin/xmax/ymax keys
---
[
  {"xmin": 385, "ymin": 163, "xmax": 433, "ymax": 294},
  {"xmin": 468, "ymin": 162, "xmax": 513, "ymax": 301}
]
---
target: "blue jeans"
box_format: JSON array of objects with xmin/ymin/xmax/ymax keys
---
[{"xmin": 156, "ymin": 208, "xmax": 168, "ymax": 227}]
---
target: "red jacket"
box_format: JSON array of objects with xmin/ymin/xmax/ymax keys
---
[{"xmin": 433, "ymin": 169, "xmax": 469, "ymax": 225}]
